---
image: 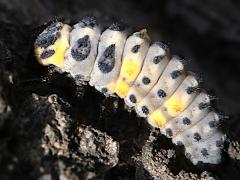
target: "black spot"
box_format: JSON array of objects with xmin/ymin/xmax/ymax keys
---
[
  {"xmin": 129, "ymin": 94, "xmax": 137, "ymax": 103},
  {"xmin": 141, "ymin": 106, "xmax": 149, "ymax": 115},
  {"xmin": 131, "ymin": 45, "xmax": 140, "ymax": 53},
  {"xmin": 201, "ymin": 148, "xmax": 209, "ymax": 157},
  {"xmin": 165, "ymin": 128, "xmax": 173, "ymax": 137},
  {"xmin": 209, "ymin": 121, "xmax": 218, "ymax": 128},
  {"xmin": 142, "ymin": 76, "xmax": 151, "ymax": 85},
  {"xmin": 198, "ymin": 102, "xmax": 208, "ymax": 110},
  {"xmin": 153, "ymin": 56, "xmax": 162, "ymax": 64},
  {"xmin": 78, "ymin": 16, "xmax": 97, "ymax": 28},
  {"xmin": 176, "ymin": 141, "xmax": 183, "ymax": 146},
  {"xmin": 185, "ymin": 152, "xmax": 192, "ymax": 159},
  {"xmin": 182, "ymin": 117, "xmax": 191, "ymax": 125},
  {"xmin": 35, "ymin": 33, "xmax": 58, "ymax": 49},
  {"xmin": 193, "ymin": 133, "xmax": 201, "ymax": 141},
  {"xmin": 71, "ymin": 35, "xmax": 91, "ymax": 61},
  {"xmin": 157, "ymin": 89, "xmax": 166, "ymax": 98},
  {"xmin": 101, "ymin": 88, "xmax": 108, "ymax": 93},
  {"xmin": 170, "ymin": 70, "xmax": 181, "ymax": 79},
  {"xmin": 186, "ymin": 86, "xmax": 197, "ymax": 94},
  {"xmin": 108, "ymin": 23, "xmax": 125, "ymax": 31},
  {"xmin": 216, "ymin": 140, "xmax": 224, "ymax": 148},
  {"xmin": 40, "ymin": 49, "xmax": 55, "ymax": 59},
  {"xmin": 46, "ymin": 23, "xmax": 62, "ymax": 33},
  {"xmin": 98, "ymin": 44, "xmax": 115, "ymax": 73}
]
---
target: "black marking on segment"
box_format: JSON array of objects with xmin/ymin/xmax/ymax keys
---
[
  {"xmin": 186, "ymin": 86, "xmax": 197, "ymax": 94},
  {"xmin": 131, "ymin": 45, "xmax": 140, "ymax": 53},
  {"xmin": 201, "ymin": 148, "xmax": 209, "ymax": 157},
  {"xmin": 71, "ymin": 35, "xmax": 91, "ymax": 61},
  {"xmin": 198, "ymin": 102, "xmax": 208, "ymax": 110},
  {"xmin": 155, "ymin": 41, "xmax": 169, "ymax": 51},
  {"xmin": 35, "ymin": 32, "xmax": 59, "ymax": 49},
  {"xmin": 129, "ymin": 94, "xmax": 137, "ymax": 103},
  {"xmin": 142, "ymin": 76, "xmax": 151, "ymax": 85},
  {"xmin": 193, "ymin": 133, "xmax": 201, "ymax": 141},
  {"xmin": 209, "ymin": 120, "xmax": 218, "ymax": 128},
  {"xmin": 98, "ymin": 44, "xmax": 116, "ymax": 73},
  {"xmin": 153, "ymin": 56, "xmax": 162, "ymax": 64},
  {"xmin": 141, "ymin": 106, "xmax": 149, "ymax": 115},
  {"xmin": 182, "ymin": 117, "xmax": 191, "ymax": 125},
  {"xmin": 170, "ymin": 70, "xmax": 181, "ymax": 79},
  {"xmin": 108, "ymin": 23, "xmax": 125, "ymax": 31},
  {"xmin": 157, "ymin": 89, "xmax": 166, "ymax": 98},
  {"xmin": 46, "ymin": 23, "xmax": 62, "ymax": 33},
  {"xmin": 40, "ymin": 49, "xmax": 55, "ymax": 59},
  {"xmin": 165, "ymin": 128, "xmax": 173, "ymax": 137},
  {"xmin": 101, "ymin": 88, "xmax": 108, "ymax": 93},
  {"xmin": 78, "ymin": 16, "xmax": 97, "ymax": 28}
]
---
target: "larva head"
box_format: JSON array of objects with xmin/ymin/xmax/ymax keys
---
[{"xmin": 34, "ymin": 22, "xmax": 71, "ymax": 69}]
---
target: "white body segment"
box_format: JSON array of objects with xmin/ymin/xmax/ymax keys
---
[
  {"xmin": 64, "ymin": 17, "xmax": 101, "ymax": 80},
  {"xmin": 124, "ymin": 42, "xmax": 170, "ymax": 108},
  {"xmin": 172, "ymin": 111, "xmax": 220, "ymax": 146},
  {"xmin": 161, "ymin": 92, "xmax": 210, "ymax": 138},
  {"xmin": 136, "ymin": 57, "xmax": 186, "ymax": 118},
  {"xmin": 114, "ymin": 29, "xmax": 150, "ymax": 98},
  {"xmin": 89, "ymin": 24, "xmax": 127, "ymax": 94},
  {"xmin": 184, "ymin": 132, "xmax": 225, "ymax": 165}
]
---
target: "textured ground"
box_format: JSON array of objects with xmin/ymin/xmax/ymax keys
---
[{"xmin": 0, "ymin": 0, "xmax": 240, "ymax": 179}]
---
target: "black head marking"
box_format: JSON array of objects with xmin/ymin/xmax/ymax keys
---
[
  {"xmin": 141, "ymin": 106, "xmax": 149, "ymax": 115},
  {"xmin": 165, "ymin": 128, "xmax": 173, "ymax": 137},
  {"xmin": 78, "ymin": 16, "xmax": 97, "ymax": 28},
  {"xmin": 71, "ymin": 35, "xmax": 91, "ymax": 61},
  {"xmin": 157, "ymin": 89, "xmax": 166, "ymax": 98},
  {"xmin": 198, "ymin": 102, "xmax": 208, "ymax": 110},
  {"xmin": 208, "ymin": 120, "xmax": 218, "ymax": 128},
  {"xmin": 201, "ymin": 148, "xmax": 209, "ymax": 157},
  {"xmin": 142, "ymin": 76, "xmax": 151, "ymax": 85},
  {"xmin": 170, "ymin": 70, "xmax": 181, "ymax": 79},
  {"xmin": 193, "ymin": 132, "xmax": 201, "ymax": 141},
  {"xmin": 108, "ymin": 23, "xmax": 125, "ymax": 31},
  {"xmin": 40, "ymin": 49, "xmax": 55, "ymax": 59},
  {"xmin": 98, "ymin": 44, "xmax": 115, "ymax": 73},
  {"xmin": 182, "ymin": 117, "xmax": 191, "ymax": 125},
  {"xmin": 131, "ymin": 45, "xmax": 141, "ymax": 53},
  {"xmin": 186, "ymin": 86, "xmax": 197, "ymax": 94},
  {"xmin": 129, "ymin": 94, "xmax": 137, "ymax": 103},
  {"xmin": 153, "ymin": 56, "xmax": 162, "ymax": 64}
]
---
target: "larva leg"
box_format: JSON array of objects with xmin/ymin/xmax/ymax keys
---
[
  {"xmin": 64, "ymin": 17, "xmax": 101, "ymax": 81},
  {"xmin": 114, "ymin": 29, "xmax": 150, "ymax": 98},
  {"xmin": 124, "ymin": 42, "xmax": 169, "ymax": 108},
  {"xmin": 148, "ymin": 74, "xmax": 199, "ymax": 128},
  {"xmin": 89, "ymin": 23, "xmax": 127, "ymax": 94},
  {"xmin": 136, "ymin": 56, "xmax": 185, "ymax": 117},
  {"xmin": 34, "ymin": 22, "xmax": 71, "ymax": 69},
  {"xmin": 161, "ymin": 92, "xmax": 210, "ymax": 138}
]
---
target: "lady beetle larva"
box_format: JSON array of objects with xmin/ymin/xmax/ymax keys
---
[{"xmin": 34, "ymin": 16, "xmax": 225, "ymax": 165}]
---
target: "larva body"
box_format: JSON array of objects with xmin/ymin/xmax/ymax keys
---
[{"xmin": 34, "ymin": 17, "xmax": 225, "ymax": 165}]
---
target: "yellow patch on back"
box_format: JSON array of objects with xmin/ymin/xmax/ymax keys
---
[
  {"xmin": 121, "ymin": 59, "xmax": 141, "ymax": 82},
  {"xmin": 36, "ymin": 37, "xmax": 69, "ymax": 69},
  {"xmin": 148, "ymin": 109, "xmax": 167, "ymax": 127},
  {"xmin": 164, "ymin": 95, "xmax": 185, "ymax": 117},
  {"xmin": 115, "ymin": 80, "xmax": 130, "ymax": 98}
]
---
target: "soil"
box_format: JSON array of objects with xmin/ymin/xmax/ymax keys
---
[{"xmin": 0, "ymin": 0, "xmax": 240, "ymax": 179}]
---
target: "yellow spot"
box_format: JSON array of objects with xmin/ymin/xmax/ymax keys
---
[
  {"xmin": 121, "ymin": 59, "xmax": 141, "ymax": 82},
  {"xmin": 115, "ymin": 80, "xmax": 130, "ymax": 98},
  {"xmin": 35, "ymin": 36, "xmax": 69, "ymax": 69},
  {"xmin": 148, "ymin": 109, "xmax": 167, "ymax": 127},
  {"xmin": 164, "ymin": 95, "xmax": 185, "ymax": 117}
]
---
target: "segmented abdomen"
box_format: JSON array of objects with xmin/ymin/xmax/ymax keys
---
[{"xmin": 34, "ymin": 16, "xmax": 225, "ymax": 165}]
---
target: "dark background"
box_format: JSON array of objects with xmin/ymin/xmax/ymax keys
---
[{"xmin": 0, "ymin": 0, "xmax": 240, "ymax": 179}]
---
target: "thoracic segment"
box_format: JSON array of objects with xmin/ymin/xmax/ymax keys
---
[{"xmin": 34, "ymin": 17, "xmax": 225, "ymax": 165}]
